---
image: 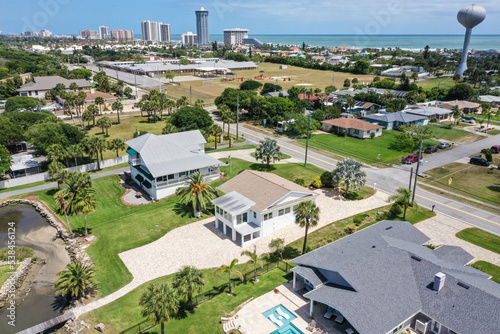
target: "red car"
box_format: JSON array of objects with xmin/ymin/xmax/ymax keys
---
[{"xmin": 402, "ymin": 154, "xmax": 423, "ymax": 164}]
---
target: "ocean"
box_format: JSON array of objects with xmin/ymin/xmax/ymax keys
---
[{"xmin": 140, "ymin": 34, "xmax": 500, "ymax": 51}]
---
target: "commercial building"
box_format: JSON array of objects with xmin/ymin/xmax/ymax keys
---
[
  {"xmin": 223, "ymin": 28, "xmax": 249, "ymax": 45},
  {"xmin": 111, "ymin": 29, "xmax": 134, "ymax": 41},
  {"xmin": 99, "ymin": 26, "xmax": 110, "ymax": 39},
  {"xmin": 39, "ymin": 29, "xmax": 52, "ymax": 38},
  {"xmin": 159, "ymin": 23, "xmax": 171, "ymax": 43},
  {"xmin": 182, "ymin": 32, "xmax": 198, "ymax": 46},
  {"xmin": 80, "ymin": 29, "xmax": 100, "ymax": 40},
  {"xmin": 22, "ymin": 31, "xmax": 39, "ymax": 37},
  {"xmin": 195, "ymin": 7, "xmax": 209, "ymax": 46},
  {"xmin": 141, "ymin": 20, "xmax": 158, "ymax": 41}
]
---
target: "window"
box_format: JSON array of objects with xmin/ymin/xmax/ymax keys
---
[
  {"xmin": 285, "ymin": 207, "xmax": 291, "ymax": 214},
  {"xmin": 264, "ymin": 212, "xmax": 273, "ymax": 221},
  {"xmin": 353, "ymin": 129, "xmax": 359, "ymax": 134},
  {"xmin": 279, "ymin": 209, "xmax": 284, "ymax": 216},
  {"xmin": 157, "ymin": 174, "xmax": 175, "ymax": 182},
  {"xmin": 236, "ymin": 212, "xmax": 248, "ymax": 225},
  {"xmin": 432, "ymin": 322, "xmax": 440, "ymax": 333},
  {"xmin": 253, "ymin": 211, "xmax": 257, "ymax": 219},
  {"xmin": 179, "ymin": 171, "xmax": 186, "ymax": 177}
]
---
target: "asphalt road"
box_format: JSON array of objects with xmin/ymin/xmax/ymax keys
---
[{"xmin": 217, "ymin": 119, "xmax": 500, "ymax": 236}]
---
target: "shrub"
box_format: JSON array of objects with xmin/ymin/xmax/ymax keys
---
[
  {"xmin": 320, "ymin": 171, "xmax": 333, "ymax": 187},
  {"xmin": 0, "ymin": 247, "xmax": 33, "ymax": 261},
  {"xmin": 429, "ymin": 117, "xmax": 438, "ymax": 123},
  {"xmin": 311, "ymin": 176, "xmax": 323, "ymax": 188},
  {"xmin": 353, "ymin": 215, "xmax": 364, "ymax": 226},
  {"xmin": 370, "ymin": 132, "xmax": 375, "ymax": 139},
  {"xmin": 388, "ymin": 203, "xmax": 403, "ymax": 218},
  {"xmin": 294, "ymin": 178, "xmax": 306, "ymax": 186},
  {"xmin": 481, "ymin": 148, "xmax": 493, "ymax": 162},
  {"xmin": 344, "ymin": 225, "xmax": 356, "ymax": 235}
]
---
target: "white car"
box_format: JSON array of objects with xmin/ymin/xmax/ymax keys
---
[{"xmin": 463, "ymin": 119, "xmax": 476, "ymax": 124}]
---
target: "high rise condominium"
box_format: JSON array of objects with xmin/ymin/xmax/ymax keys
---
[
  {"xmin": 195, "ymin": 7, "xmax": 209, "ymax": 46},
  {"xmin": 223, "ymin": 28, "xmax": 249, "ymax": 45},
  {"xmin": 99, "ymin": 26, "xmax": 110, "ymax": 39},
  {"xmin": 141, "ymin": 20, "xmax": 159, "ymax": 41},
  {"xmin": 159, "ymin": 23, "xmax": 171, "ymax": 43},
  {"xmin": 111, "ymin": 29, "xmax": 134, "ymax": 41}
]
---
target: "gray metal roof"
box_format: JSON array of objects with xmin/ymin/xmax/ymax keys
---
[
  {"xmin": 125, "ymin": 131, "xmax": 221, "ymax": 178},
  {"xmin": 404, "ymin": 107, "xmax": 452, "ymax": 117},
  {"xmin": 365, "ymin": 111, "xmax": 427, "ymax": 124},
  {"xmin": 105, "ymin": 60, "xmax": 257, "ymax": 74},
  {"xmin": 17, "ymin": 76, "xmax": 91, "ymax": 92},
  {"xmin": 212, "ymin": 191, "xmax": 256, "ymax": 215},
  {"xmin": 10, "ymin": 154, "xmax": 40, "ymax": 171},
  {"xmin": 263, "ymin": 91, "xmax": 290, "ymax": 98},
  {"xmin": 236, "ymin": 222, "xmax": 261, "ymax": 235},
  {"xmin": 294, "ymin": 220, "xmax": 500, "ymax": 334}
]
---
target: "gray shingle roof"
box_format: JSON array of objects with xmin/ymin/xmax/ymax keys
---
[
  {"xmin": 17, "ymin": 76, "xmax": 91, "ymax": 92},
  {"xmin": 293, "ymin": 220, "xmax": 500, "ymax": 334},
  {"xmin": 365, "ymin": 111, "xmax": 427, "ymax": 124},
  {"xmin": 404, "ymin": 107, "xmax": 452, "ymax": 117},
  {"xmin": 125, "ymin": 131, "xmax": 222, "ymax": 178}
]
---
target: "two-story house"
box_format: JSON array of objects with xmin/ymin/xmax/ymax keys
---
[
  {"xmin": 211, "ymin": 170, "xmax": 318, "ymax": 246},
  {"xmin": 125, "ymin": 131, "xmax": 222, "ymax": 200}
]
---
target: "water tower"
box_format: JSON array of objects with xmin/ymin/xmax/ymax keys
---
[{"xmin": 456, "ymin": 4, "xmax": 486, "ymax": 76}]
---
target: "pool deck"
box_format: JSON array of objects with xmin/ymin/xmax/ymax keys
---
[{"xmin": 234, "ymin": 281, "xmax": 344, "ymax": 334}]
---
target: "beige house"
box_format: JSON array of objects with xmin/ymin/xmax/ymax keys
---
[
  {"xmin": 321, "ymin": 118, "xmax": 383, "ymax": 139},
  {"xmin": 438, "ymin": 100, "xmax": 481, "ymax": 114}
]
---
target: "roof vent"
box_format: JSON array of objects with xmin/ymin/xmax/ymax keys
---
[
  {"xmin": 385, "ymin": 226, "xmax": 393, "ymax": 230},
  {"xmin": 411, "ymin": 255, "xmax": 421, "ymax": 262},
  {"xmin": 434, "ymin": 272, "xmax": 446, "ymax": 291},
  {"xmin": 457, "ymin": 281, "xmax": 470, "ymax": 290}
]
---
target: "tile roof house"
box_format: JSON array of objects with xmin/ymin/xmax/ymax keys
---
[
  {"xmin": 212, "ymin": 170, "xmax": 317, "ymax": 246},
  {"xmin": 125, "ymin": 131, "xmax": 222, "ymax": 200},
  {"xmin": 17, "ymin": 76, "xmax": 91, "ymax": 99},
  {"xmin": 291, "ymin": 220, "xmax": 500, "ymax": 334},
  {"xmin": 364, "ymin": 111, "xmax": 428, "ymax": 130},
  {"xmin": 321, "ymin": 118, "xmax": 383, "ymax": 139}
]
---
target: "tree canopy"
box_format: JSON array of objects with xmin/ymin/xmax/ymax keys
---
[{"xmin": 169, "ymin": 106, "xmax": 213, "ymax": 131}]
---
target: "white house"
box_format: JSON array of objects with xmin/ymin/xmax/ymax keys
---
[
  {"xmin": 212, "ymin": 170, "xmax": 318, "ymax": 246},
  {"xmin": 125, "ymin": 131, "xmax": 222, "ymax": 200},
  {"xmin": 17, "ymin": 76, "xmax": 91, "ymax": 98}
]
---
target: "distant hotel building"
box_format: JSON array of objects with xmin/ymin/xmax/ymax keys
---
[
  {"xmin": 159, "ymin": 23, "xmax": 171, "ymax": 43},
  {"xmin": 141, "ymin": 20, "xmax": 158, "ymax": 41},
  {"xmin": 195, "ymin": 7, "xmax": 209, "ymax": 46},
  {"xmin": 99, "ymin": 26, "xmax": 110, "ymax": 39},
  {"xmin": 22, "ymin": 31, "xmax": 39, "ymax": 37},
  {"xmin": 182, "ymin": 32, "xmax": 198, "ymax": 46},
  {"xmin": 80, "ymin": 29, "xmax": 100, "ymax": 40},
  {"xmin": 111, "ymin": 29, "xmax": 134, "ymax": 41},
  {"xmin": 39, "ymin": 29, "xmax": 52, "ymax": 37},
  {"xmin": 223, "ymin": 28, "xmax": 249, "ymax": 45}
]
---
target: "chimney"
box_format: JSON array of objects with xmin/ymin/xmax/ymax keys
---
[{"xmin": 433, "ymin": 272, "xmax": 446, "ymax": 291}]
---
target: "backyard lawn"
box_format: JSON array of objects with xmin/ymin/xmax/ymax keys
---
[
  {"xmin": 422, "ymin": 162, "xmax": 500, "ymax": 208},
  {"xmin": 456, "ymin": 228, "xmax": 500, "ymax": 255},
  {"xmin": 297, "ymin": 131, "xmax": 439, "ymax": 165},
  {"xmin": 471, "ymin": 261, "xmax": 500, "ymax": 284}
]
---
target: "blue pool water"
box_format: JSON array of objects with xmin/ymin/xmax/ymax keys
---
[
  {"xmin": 271, "ymin": 323, "xmax": 304, "ymax": 334},
  {"xmin": 263, "ymin": 304, "xmax": 298, "ymax": 329}
]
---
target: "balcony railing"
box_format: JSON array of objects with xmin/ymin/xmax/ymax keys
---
[
  {"xmin": 156, "ymin": 170, "xmax": 220, "ymax": 188},
  {"xmin": 128, "ymin": 157, "xmax": 141, "ymax": 166}
]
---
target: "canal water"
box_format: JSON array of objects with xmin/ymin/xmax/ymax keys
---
[{"xmin": 0, "ymin": 204, "xmax": 71, "ymax": 333}]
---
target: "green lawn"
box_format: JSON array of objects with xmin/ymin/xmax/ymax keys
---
[
  {"xmin": 0, "ymin": 264, "xmax": 18, "ymax": 287},
  {"xmin": 205, "ymin": 136, "xmax": 246, "ymax": 149},
  {"xmin": 250, "ymin": 152, "xmax": 291, "ymax": 160},
  {"xmin": 456, "ymin": 228, "xmax": 500, "ymax": 255},
  {"xmin": 422, "ymin": 162, "xmax": 500, "ymax": 207},
  {"xmin": 417, "ymin": 77, "xmax": 456, "ymax": 90},
  {"xmin": 297, "ymin": 131, "xmax": 438, "ymax": 165},
  {"xmin": 427, "ymin": 124, "xmax": 477, "ymax": 142},
  {"xmin": 488, "ymin": 130, "xmax": 500, "ymax": 136},
  {"xmin": 208, "ymin": 145, "xmax": 258, "ymax": 153},
  {"xmin": 471, "ymin": 261, "xmax": 500, "ymax": 284},
  {"xmin": 288, "ymin": 204, "xmax": 436, "ymax": 252},
  {"xmin": 82, "ymin": 267, "xmax": 289, "ymax": 334}
]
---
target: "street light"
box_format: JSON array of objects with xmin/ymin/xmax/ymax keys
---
[{"xmin": 304, "ymin": 111, "xmax": 311, "ymax": 167}]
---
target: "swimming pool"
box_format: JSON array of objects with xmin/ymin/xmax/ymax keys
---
[
  {"xmin": 263, "ymin": 304, "xmax": 298, "ymax": 328},
  {"xmin": 271, "ymin": 323, "xmax": 304, "ymax": 334}
]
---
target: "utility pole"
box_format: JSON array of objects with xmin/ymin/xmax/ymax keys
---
[
  {"xmin": 236, "ymin": 95, "xmax": 240, "ymax": 140},
  {"xmin": 190, "ymin": 85, "xmax": 192, "ymax": 105},
  {"xmin": 304, "ymin": 113, "xmax": 311, "ymax": 167},
  {"xmin": 134, "ymin": 74, "xmax": 138, "ymax": 100},
  {"xmin": 412, "ymin": 138, "xmax": 424, "ymax": 203},
  {"xmin": 408, "ymin": 167, "xmax": 413, "ymax": 190}
]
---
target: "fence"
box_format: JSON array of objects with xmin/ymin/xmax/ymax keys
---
[
  {"xmin": 119, "ymin": 260, "xmax": 292, "ymax": 334},
  {"xmin": 0, "ymin": 156, "xmax": 128, "ymax": 190}
]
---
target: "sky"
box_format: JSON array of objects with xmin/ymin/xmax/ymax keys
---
[{"xmin": 1, "ymin": 0, "xmax": 499, "ymax": 36}]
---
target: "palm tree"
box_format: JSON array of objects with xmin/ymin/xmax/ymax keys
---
[
  {"xmin": 82, "ymin": 109, "xmax": 94, "ymax": 128},
  {"xmin": 124, "ymin": 86, "xmax": 133, "ymax": 98},
  {"xmin": 74, "ymin": 187, "xmax": 97, "ymax": 236},
  {"xmin": 241, "ymin": 246, "xmax": 266, "ymax": 282},
  {"xmin": 87, "ymin": 104, "xmax": 99, "ymax": 127},
  {"xmin": 67, "ymin": 144, "xmax": 83, "ymax": 166},
  {"xmin": 54, "ymin": 187, "xmax": 74, "ymax": 237},
  {"xmin": 94, "ymin": 137, "xmax": 108, "ymax": 168},
  {"xmin": 221, "ymin": 106, "xmax": 236, "ymax": 137},
  {"xmin": 173, "ymin": 266, "xmax": 205, "ymax": 307},
  {"xmin": 176, "ymin": 171, "xmax": 218, "ymax": 217},
  {"xmin": 451, "ymin": 105, "xmax": 461, "ymax": 126},
  {"xmin": 269, "ymin": 238, "xmax": 285, "ymax": 260},
  {"xmin": 389, "ymin": 188, "xmax": 412, "ymax": 220},
  {"xmin": 255, "ymin": 138, "xmax": 281, "ymax": 170},
  {"xmin": 209, "ymin": 124, "xmax": 223, "ymax": 149},
  {"xmin": 69, "ymin": 82, "xmax": 79, "ymax": 92},
  {"xmin": 48, "ymin": 160, "xmax": 66, "ymax": 188},
  {"xmin": 139, "ymin": 283, "xmax": 179, "ymax": 334},
  {"xmin": 108, "ymin": 138, "xmax": 125, "ymax": 158},
  {"xmin": 480, "ymin": 103, "xmax": 495, "ymax": 129},
  {"xmin": 214, "ymin": 259, "xmax": 244, "ymax": 295},
  {"xmin": 54, "ymin": 261, "xmax": 96, "ymax": 300},
  {"xmin": 46, "ymin": 144, "xmax": 68, "ymax": 166},
  {"xmin": 295, "ymin": 201, "xmax": 320, "ymax": 254},
  {"xmin": 176, "ymin": 96, "xmax": 189, "ymax": 107},
  {"xmin": 111, "ymin": 100, "xmax": 123, "ymax": 124},
  {"xmin": 331, "ymin": 158, "xmax": 366, "ymax": 194},
  {"xmin": 96, "ymin": 116, "xmax": 112, "ymax": 136},
  {"xmin": 95, "ymin": 96, "xmax": 105, "ymax": 115}
]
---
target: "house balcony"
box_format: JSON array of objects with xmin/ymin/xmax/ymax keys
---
[
  {"xmin": 128, "ymin": 156, "xmax": 141, "ymax": 166},
  {"xmin": 156, "ymin": 170, "xmax": 220, "ymax": 189}
]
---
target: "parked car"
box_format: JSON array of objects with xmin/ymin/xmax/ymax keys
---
[
  {"xmin": 463, "ymin": 119, "xmax": 476, "ymax": 124},
  {"xmin": 491, "ymin": 145, "xmax": 500, "ymax": 154},
  {"xmin": 461, "ymin": 115, "xmax": 476, "ymax": 121},
  {"xmin": 424, "ymin": 147, "xmax": 438, "ymax": 154},
  {"xmin": 402, "ymin": 154, "xmax": 423, "ymax": 164},
  {"xmin": 469, "ymin": 156, "xmax": 491, "ymax": 166},
  {"xmin": 437, "ymin": 142, "xmax": 452, "ymax": 149}
]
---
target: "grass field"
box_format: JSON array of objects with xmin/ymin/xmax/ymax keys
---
[
  {"xmin": 0, "ymin": 265, "xmax": 19, "ymax": 287},
  {"xmin": 471, "ymin": 261, "xmax": 500, "ymax": 284},
  {"xmin": 297, "ymin": 131, "xmax": 439, "ymax": 165},
  {"xmin": 456, "ymin": 228, "xmax": 500, "ymax": 255},
  {"xmin": 428, "ymin": 124, "xmax": 481, "ymax": 142},
  {"xmin": 250, "ymin": 152, "xmax": 291, "ymax": 160},
  {"xmin": 417, "ymin": 77, "xmax": 456, "ymax": 90},
  {"xmin": 488, "ymin": 130, "xmax": 500, "ymax": 135},
  {"xmin": 422, "ymin": 162, "xmax": 500, "ymax": 207},
  {"xmin": 161, "ymin": 62, "xmax": 375, "ymax": 104},
  {"xmin": 208, "ymin": 145, "xmax": 258, "ymax": 153}
]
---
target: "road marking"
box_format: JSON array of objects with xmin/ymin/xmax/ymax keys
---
[{"xmin": 215, "ymin": 120, "xmax": 337, "ymax": 167}]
